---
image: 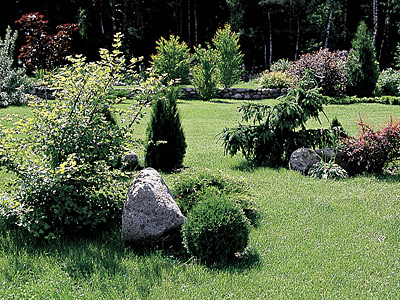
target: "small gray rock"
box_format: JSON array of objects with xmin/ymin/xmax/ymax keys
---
[
  {"xmin": 289, "ymin": 148, "xmax": 322, "ymax": 175},
  {"xmin": 233, "ymin": 93, "xmax": 243, "ymax": 99},
  {"xmin": 123, "ymin": 151, "xmax": 139, "ymax": 169}
]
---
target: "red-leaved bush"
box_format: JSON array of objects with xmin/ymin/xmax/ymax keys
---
[
  {"xmin": 338, "ymin": 116, "xmax": 400, "ymax": 175},
  {"xmin": 286, "ymin": 48, "xmax": 348, "ymax": 96},
  {"xmin": 15, "ymin": 13, "xmax": 78, "ymax": 72}
]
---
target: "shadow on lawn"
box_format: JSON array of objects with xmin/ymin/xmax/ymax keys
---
[
  {"xmin": 374, "ymin": 172, "xmax": 400, "ymax": 183},
  {"xmin": 232, "ymin": 159, "xmax": 283, "ymax": 174},
  {"xmin": 0, "ymin": 219, "xmax": 260, "ymax": 282}
]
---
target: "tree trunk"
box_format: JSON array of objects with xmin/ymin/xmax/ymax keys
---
[
  {"xmin": 324, "ymin": 0, "xmax": 334, "ymax": 49},
  {"xmin": 111, "ymin": 0, "xmax": 116, "ymax": 35},
  {"xmin": 268, "ymin": 11, "xmax": 272, "ymax": 66},
  {"xmin": 187, "ymin": 0, "xmax": 191, "ymax": 46},
  {"xmin": 261, "ymin": 34, "xmax": 267, "ymax": 69},
  {"xmin": 123, "ymin": 0, "xmax": 128, "ymax": 34},
  {"xmin": 295, "ymin": 17, "xmax": 300, "ymax": 60},
  {"xmin": 194, "ymin": 0, "xmax": 198, "ymax": 45},
  {"xmin": 343, "ymin": 0, "xmax": 347, "ymax": 42},
  {"xmin": 379, "ymin": 0, "xmax": 391, "ymax": 62},
  {"xmin": 99, "ymin": 0, "xmax": 105, "ymax": 37},
  {"xmin": 372, "ymin": 0, "xmax": 378, "ymax": 46}
]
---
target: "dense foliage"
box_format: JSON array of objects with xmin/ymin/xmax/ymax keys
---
[
  {"xmin": 15, "ymin": 12, "xmax": 78, "ymax": 72},
  {"xmin": 3, "ymin": 1, "xmax": 400, "ymax": 71},
  {"xmin": 212, "ymin": 24, "xmax": 243, "ymax": 88},
  {"xmin": 346, "ymin": 21, "xmax": 380, "ymax": 97},
  {"xmin": 269, "ymin": 58, "xmax": 292, "ymax": 72},
  {"xmin": 338, "ymin": 117, "xmax": 400, "ymax": 175},
  {"xmin": 150, "ymin": 35, "xmax": 191, "ymax": 84},
  {"xmin": 182, "ymin": 193, "xmax": 250, "ymax": 263},
  {"xmin": 219, "ymin": 73, "xmax": 334, "ymax": 166},
  {"xmin": 258, "ymin": 71, "xmax": 293, "ymax": 89},
  {"xmin": 375, "ymin": 68, "xmax": 400, "ymax": 96},
  {"xmin": 145, "ymin": 87, "xmax": 187, "ymax": 172},
  {"xmin": 0, "ymin": 26, "xmax": 32, "ymax": 107},
  {"xmin": 0, "ymin": 34, "xmax": 161, "ymax": 238},
  {"xmin": 191, "ymin": 45, "xmax": 218, "ymax": 101},
  {"xmin": 171, "ymin": 168, "xmax": 260, "ymax": 226},
  {"xmin": 286, "ymin": 48, "xmax": 348, "ymax": 96}
]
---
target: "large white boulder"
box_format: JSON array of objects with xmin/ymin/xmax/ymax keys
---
[{"xmin": 122, "ymin": 168, "xmax": 185, "ymax": 247}]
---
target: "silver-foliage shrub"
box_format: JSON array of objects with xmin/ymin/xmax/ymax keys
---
[{"xmin": 0, "ymin": 26, "xmax": 32, "ymax": 107}]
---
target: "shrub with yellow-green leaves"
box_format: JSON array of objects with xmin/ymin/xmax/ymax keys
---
[{"xmin": 0, "ymin": 33, "xmax": 166, "ymax": 238}]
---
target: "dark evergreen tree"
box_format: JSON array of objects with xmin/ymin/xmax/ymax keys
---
[
  {"xmin": 346, "ymin": 21, "xmax": 380, "ymax": 97},
  {"xmin": 145, "ymin": 87, "xmax": 187, "ymax": 172}
]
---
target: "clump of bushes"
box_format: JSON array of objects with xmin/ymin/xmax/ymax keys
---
[
  {"xmin": 286, "ymin": 48, "xmax": 348, "ymax": 96},
  {"xmin": 375, "ymin": 68, "xmax": 400, "ymax": 96},
  {"xmin": 182, "ymin": 192, "xmax": 250, "ymax": 263},
  {"xmin": 171, "ymin": 168, "xmax": 260, "ymax": 226},
  {"xmin": 257, "ymin": 71, "xmax": 293, "ymax": 89},
  {"xmin": 338, "ymin": 117, "xmax": 400, "ymax": 175},
  {"xmin": 0, "ymin": 33, "xmax": 162, "ymax": 238},
  {"xmin": 191, "ymin": 45, "xmax": 219, "ymax": 101},
  {"xmin": 150, "ymin": 35, "xmax": 191, "ymax": 84},
  {"xmin": 212, "ymin": 23, "xmax": 243, "ymax": 88},
  {"xmin": 270, "ymin": 58, "xmax": 291, "ymax": 72}
]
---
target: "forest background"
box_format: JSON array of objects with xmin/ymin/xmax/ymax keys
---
[{"xmin": 2, "ymin": 0, "xmax": 400, "ymax": 72}]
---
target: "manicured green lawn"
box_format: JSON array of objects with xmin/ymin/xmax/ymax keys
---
[{"xmin": 1, "ymin": 99, "xmax": 400, "ymax": 299}]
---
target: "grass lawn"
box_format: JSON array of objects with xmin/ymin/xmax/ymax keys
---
[{"xmin": 1, "ymin": 99, "xmax": 400, "ymax": 299}]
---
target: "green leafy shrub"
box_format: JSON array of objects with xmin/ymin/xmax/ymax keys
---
[
  {"xmin": 212, "ymin": 23, "xmax": 243, "ymax": 88},
  {"xmin": 338, "ymin": 117, "xmax": 400, "ymax": 175},
  {"xmin": 191, "ymin": 45, "xmax": 219, "ymax": 100},
  {"xmin": 219, "ymin": 72, "xmax": 335, "ymax": 166},
  {"xmin": 182, "ymin": 193, "xmax": 250, "ymax": 263},
  {"xmin": 257, "ymin": 71, "xmax": 293, "ymax": 89},
  {"xmin": 0, "ymin": 26, "xmax": 32, "ymax": 107},
  {"xmin": 286, "ymin": 48, "xmax": 348, "ymax": 96},
  {"xmin": 150, "ymin": 35, "xmax": 190, "ymax": 84},
  {"xmin": 145, "ymin": 86, "xmax": 187, "ymax": 172},
  {"xmin": 270, "ymin": 58, "xmax": 292, "ymax": 72},
  {"xmin": 171, "ymin": 168, "xmax": 260, "ymax": 226},
  {"xmin": 346, "ymin": 21, "xmax": 379, "ymax": 97},
  {"xmin": 375, "ymin": 68, "xmax": 400, "ymax": 96},
  {"xmin": 309, "ymin": 161, "xmax": 348, "ymax": 180},
  {"xmin": 0, "ymin": 33, "xmax": 163, "ymax": 238}
]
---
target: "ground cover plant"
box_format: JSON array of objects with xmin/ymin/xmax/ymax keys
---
[{"xmin": 1, "ymin": 97, "xmax": 400, "ymax": 298}]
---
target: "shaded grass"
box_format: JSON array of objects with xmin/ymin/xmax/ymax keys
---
[{"xmin": 1, "ymin": 99, "xmax": 400, "ymax": 298}]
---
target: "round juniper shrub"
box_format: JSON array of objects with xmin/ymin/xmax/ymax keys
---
[{"xmin": 182, "ymin": 193, "xmax": 250, "ymax": 263}]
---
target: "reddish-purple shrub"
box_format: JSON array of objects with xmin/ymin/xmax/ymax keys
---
[
  {"xmin": 15, "ymin": 13, "xmax": 78, "ymax": 72},
  {"xmin": 338, "ymin": 116, "xmax": 400, "ymax": 175},
  {"xmin": 286, "ymin": 48, "xmax": 348, "ymax": 96}
]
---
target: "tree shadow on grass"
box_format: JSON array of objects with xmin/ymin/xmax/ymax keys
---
[
  {"xmin": 232, "ymin": 159, "xmax": 283, "ymax": 174},
  {"xmin": 196, "ymin": 246, "xmax": 262, "ymax": 273},
  {"xmin": 373, "ymin": 172, "xmax": 400, "ymax": 183}
]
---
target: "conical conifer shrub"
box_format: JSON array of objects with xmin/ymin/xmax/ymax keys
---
[{"xmin": 145, "ymin": 87, "xmax": 186, "ymax": 171}]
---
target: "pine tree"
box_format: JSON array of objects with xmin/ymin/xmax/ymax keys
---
[
  {"xmin": 346, "ymin": 21, "xmax": 379, "ymax": 97},
  {"xmin": 145, "ymin": 87, "xmax": 187, "ymax": 172}
]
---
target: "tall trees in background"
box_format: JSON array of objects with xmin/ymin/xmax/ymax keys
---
[{"xmin": 3, "ymin": 0, "xmax": 400, "ymax": 70}]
